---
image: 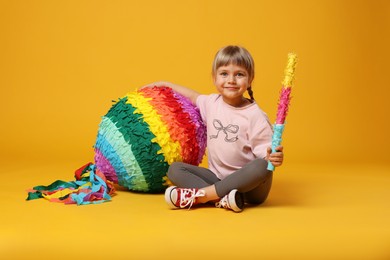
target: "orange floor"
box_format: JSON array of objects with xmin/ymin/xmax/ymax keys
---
[{"xmin": 1, "ymin": 159, "xmax": 389, "ymax": 259}]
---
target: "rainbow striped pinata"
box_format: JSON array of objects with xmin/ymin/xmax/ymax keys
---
[
  {"xmin": 27, "ymin": 86, "xmax": 206, "ymax": 204},
  {"xmin": 94, "ymin": 86, "xmax": 206, "ymax": 193}
]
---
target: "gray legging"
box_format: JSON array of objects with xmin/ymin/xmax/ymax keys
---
[{"xmin": 167, "ymin": 158, "xmax": 273, "ymax": 204}]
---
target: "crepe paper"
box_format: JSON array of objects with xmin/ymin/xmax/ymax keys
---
[
  {"xmin": 126, "ymin": 90, "xmax": 182, "ymax": 164},
  {"xmin": 93, "ymin": 86, "xmax": 207, "ymax": 193},
  {"xmin": 267, "ymin": 53, "xmax": 298, "ymax": 171},
  {"xmin": 141, "ymin": 87, "xmax": 205, "ymax": 165},
  {"xmin": 27, "ymin": 86, "xmax": 206, "ymax": 205},
  {"xmin": 275, "ymin": 87, "xmax": 292, "ymax": 124},
  {"xmin": 95, "ymin": 117, "xmax": 148, "ymax": 191},
  {"xmin": 172, "ymin": 91, "xmax": 207, "ymax": 164},
  {"xmin": 26, "ymin": 163, "xmax": 115, "ymax": 205}
]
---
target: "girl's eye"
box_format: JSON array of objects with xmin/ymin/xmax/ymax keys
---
[
  {"xmin": 220, "ymin": 72, "xmax": 228, "ymax": 76},
  {"xmin": 236, "ymin": 72, "xmax": 245, "ymax": 77}
]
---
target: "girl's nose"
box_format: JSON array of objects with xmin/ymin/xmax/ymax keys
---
[{"xmin": 227, "ymin": 75, "xmax": 236, "ymax": 84}]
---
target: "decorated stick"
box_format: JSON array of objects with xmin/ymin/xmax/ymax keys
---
[{"xmin": 267, "ymin": 53, "xmax": 298, "ymax": 171}]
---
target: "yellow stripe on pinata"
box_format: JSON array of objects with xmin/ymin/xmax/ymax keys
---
[
  {"xmin": 282, "ymin": 53, "xmax": 298, "ymax": 88},
  {"xmin": 125, "ymin": 91, "xmax": 182, "ymax": 164}
]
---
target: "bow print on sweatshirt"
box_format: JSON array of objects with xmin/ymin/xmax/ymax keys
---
[{"xmin": 209, "ymin": 119, "xmax": 239, "ymax": 142}]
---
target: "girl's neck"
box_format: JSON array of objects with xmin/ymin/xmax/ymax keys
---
[{"xmin": 222, "ymin": 96, "xmax": 251, "ymax": 108}]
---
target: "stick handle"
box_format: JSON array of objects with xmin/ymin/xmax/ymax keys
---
[{"xmin": 267, "ymin": 124, "xmax": 285, "ymax": 171}]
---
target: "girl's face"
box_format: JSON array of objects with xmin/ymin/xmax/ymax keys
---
[{"xmin": 214, "ymin": 63, "xmax": 252, "ymax": 107}]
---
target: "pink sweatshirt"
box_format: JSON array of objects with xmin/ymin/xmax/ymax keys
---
[{"xmin": 196, "ymin": 94, "xmax": 273, "ymax": 180}]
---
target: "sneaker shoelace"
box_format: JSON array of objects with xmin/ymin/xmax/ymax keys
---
[
  {"xmin": 179, "ymin": 188, "xmax": 205, "ymax": 209},
  {"xmin": 215, "ymin": 195, "xmax": 230, "ymax": 209}
]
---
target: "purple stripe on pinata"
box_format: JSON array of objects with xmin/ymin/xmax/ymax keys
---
[{"xmin": 94, "ymin": 148, "xmax": 118, "ymax": 183}]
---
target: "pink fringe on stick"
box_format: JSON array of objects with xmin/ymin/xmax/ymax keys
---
[{"xmin": 275, "ymin": 87, "xmax": 292, "ymax": 124}]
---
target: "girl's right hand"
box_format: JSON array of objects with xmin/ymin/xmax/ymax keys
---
[{"xmin": 266, "ymin": 146, "xmax": 284, "ymax": 167}]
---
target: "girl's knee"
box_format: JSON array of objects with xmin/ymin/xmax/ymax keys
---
[
  {"xmin": 167, "ymin": 162, "xmax": 179, "ymax": 177},
  {"xmin": 167, "ymin": 162, "xmax": 186, "ymax": 179},
  {"xmin": 253, "ymin": 158, "xmax": 268, "ymax": 170},
  {"xmin": 244, "ymin": 171, "xmax": 273, "ymax": 204}
]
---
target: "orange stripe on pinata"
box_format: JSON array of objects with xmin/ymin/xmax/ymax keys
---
[{"xmin": 139, "ymin": 87, "xmax": 200, "ymax": 165}]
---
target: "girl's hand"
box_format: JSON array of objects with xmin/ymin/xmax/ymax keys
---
[{"xmin": 266, "ymin": 146, "xmax": 284, "ymax": 167}]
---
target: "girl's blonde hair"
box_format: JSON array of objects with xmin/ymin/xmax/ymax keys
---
[{"xmin": 212, "ymin": 45, "xmax": 255, "ymax": 101}]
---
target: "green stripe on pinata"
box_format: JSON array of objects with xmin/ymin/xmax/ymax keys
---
[{"xmin": 104, "ymin": 97, "xmax": 169, "ymax": 192}]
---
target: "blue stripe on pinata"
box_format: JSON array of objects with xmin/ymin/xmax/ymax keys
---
[
  {"xmin": 95, "ymin": 132, "xmax": 127, "ymax": 184},
  {"xmin": 97, "ymin": 116, "xmax": 148, "ymax": 191}
]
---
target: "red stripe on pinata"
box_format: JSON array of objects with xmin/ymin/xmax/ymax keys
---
[{"xmin": 139, "ymin": 87, "xmax": 200, "ymax": 165}]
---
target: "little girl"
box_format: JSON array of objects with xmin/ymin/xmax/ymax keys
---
[{"xmin": 144, "ymin": 45, "xmax": 283, "ymax": 212}]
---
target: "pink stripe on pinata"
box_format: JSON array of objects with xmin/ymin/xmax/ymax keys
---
[
  {"xmin": 276, "ymin": 87, "xmax": 292, "ymax": 124},
  {"xmin": 94, "ymin": 149, "xmax": 118, "ymax": 183}
]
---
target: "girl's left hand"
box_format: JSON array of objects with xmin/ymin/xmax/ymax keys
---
[{"xmin": 266, "ymin": 146, "xmax": 284, "ymax": 167}]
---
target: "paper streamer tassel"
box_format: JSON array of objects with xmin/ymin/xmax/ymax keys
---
[{"xmin": 26, "ymin": 163, "xmax": 115, "ymax": 205}]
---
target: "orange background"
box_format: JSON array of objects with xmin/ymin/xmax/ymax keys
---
[
  {"xmin": 1, "ymin": 1, "xmax": 389, "ymax": 259},
  {"xmin": 1, "ymin": 0, "xmax": 389, "ymax": 165}
]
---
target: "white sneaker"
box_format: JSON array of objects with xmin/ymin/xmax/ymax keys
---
[{"xmin": 215, "ymin": 189, "xmax": 244, "ymax": 212}]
